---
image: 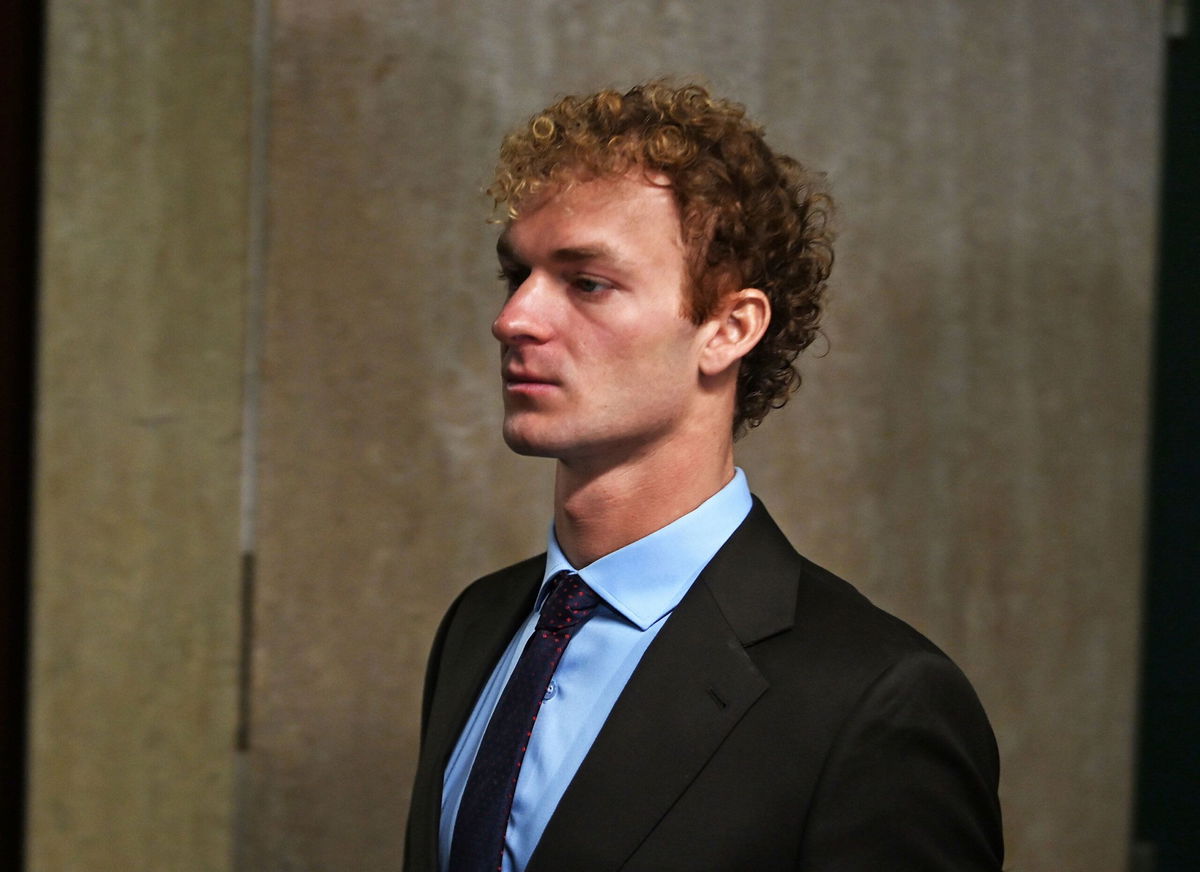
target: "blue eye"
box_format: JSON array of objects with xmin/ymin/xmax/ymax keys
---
[{"xmin": 573, "ymin": 276, "xmax": 609, "ymax": 294}]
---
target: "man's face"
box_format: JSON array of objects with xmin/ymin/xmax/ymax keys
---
[{"xmin": 493, "ymin": 174, "xmax": 712, "ymax": 468}]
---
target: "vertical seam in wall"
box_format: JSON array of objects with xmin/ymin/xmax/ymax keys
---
[
  {"xmin": 241, "ymin": 0, "xmax": 272, "ymax": 559},
  {"xmin": 233, "ymin": 1, "xmax": 272, "ymax": 867},
  {"xmin": 236, "ymin": 0, "xmax": 273, "ymax": 753}
]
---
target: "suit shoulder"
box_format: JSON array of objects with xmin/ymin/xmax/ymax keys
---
[
  {"xmin": 763, "ymin": 554, "xmax": 984, "ymax": 712},
  {"xmin": 789, "ymin": 561, "xmax": 1003, "ymax": 866},
  {"xmin": 796, "ymin": 556, "xmax": 948, "ymax": 658},
  {"xmin": 718, "ymin": 500, "xmax": 957, "ymax": 674},
  {"xmin": 762, "ymin": 554, "xmax": 998, "ymax": 774}
]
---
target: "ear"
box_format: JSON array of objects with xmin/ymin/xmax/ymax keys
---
[{"xmin": 698, "ymin": 288, "xmax": 770, "ymax": 377}]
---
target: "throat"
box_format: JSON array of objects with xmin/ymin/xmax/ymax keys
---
[{"xmin": 552, "ymin": 450, "xmax": 734, "ymax": 568}]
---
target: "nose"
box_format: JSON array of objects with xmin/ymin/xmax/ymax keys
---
[{"xmin": 492, "ymin": 275, "xmax": 551, "ymax": 346}]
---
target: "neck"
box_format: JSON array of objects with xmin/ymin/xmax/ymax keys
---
[{"xmin": 552, "ymin": 433, "xmax": 735, "ymax": 568}]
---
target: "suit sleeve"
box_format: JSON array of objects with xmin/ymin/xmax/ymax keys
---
[{"xmin": 799, "ymin": 649, "xmax": 1004, "ymax": 871}]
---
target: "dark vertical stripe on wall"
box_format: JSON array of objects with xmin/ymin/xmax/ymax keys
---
[
  {"xmin": 0, "ymin": 0, "xmax": 43, "ymax": 867},
  {"xmin": 1135, "ymin": 2, "xmax": 1200, "ymax": 870}
]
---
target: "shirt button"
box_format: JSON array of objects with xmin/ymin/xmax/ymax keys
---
[{"xmin": 543, "ymin": 680, "xmax": 556, "ymax": 701}]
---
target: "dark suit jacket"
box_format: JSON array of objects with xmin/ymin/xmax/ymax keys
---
[{"xmin": 405, "ymin": 499, "xmax": 1003, "ymax": 871}]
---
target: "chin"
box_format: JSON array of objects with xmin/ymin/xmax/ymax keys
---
[
  {"xmin": 503, "ymin": 436, "xmax": 554, "ymax": 458},
  {"xmin": 501, "ymin": 423, "xmax": 559, "ymax": 458},
  {"xmin": 502, "ymin": 416, "xmax": 607, "ymax": 461}
]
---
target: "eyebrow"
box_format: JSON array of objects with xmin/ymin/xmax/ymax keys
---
[{"xmin": 496, "ymin": 234, "xmax": 626, "ymax": 268}]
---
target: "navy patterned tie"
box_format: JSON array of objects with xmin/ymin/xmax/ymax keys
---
[{"xmin": 447, "ymin": 570, "xmax": 601, "ymax": 872}]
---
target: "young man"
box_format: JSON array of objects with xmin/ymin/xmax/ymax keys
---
[{"xmin": 405, "ymin": 82, "xmax": 1003, "ymax": 872}]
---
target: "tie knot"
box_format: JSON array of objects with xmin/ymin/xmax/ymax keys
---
[{"xmin": 536, "ymin": 571, "xmax": 601, "ymax": 632}]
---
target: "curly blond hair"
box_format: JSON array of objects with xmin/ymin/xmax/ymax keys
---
[{"xmin": 489, "ymin": 81, "xmax": 833, "ymax": 436}]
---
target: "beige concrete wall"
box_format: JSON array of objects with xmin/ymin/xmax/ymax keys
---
[
  {"xmin": 26, "ymin": 1, "xmax": 253, "ymax": 870},
  {"xmin": 29, "ymin": 1, "xmax": 1160, "ymax": 871}
]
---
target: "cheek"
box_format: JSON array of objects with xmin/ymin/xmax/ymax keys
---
[
  {"xmin": 616, "ymin": 336, "xmax": 700, "ymax": 400},
  {"xmin": 576, "ymin": 307, "xmax": 699, "ymax": 387}
]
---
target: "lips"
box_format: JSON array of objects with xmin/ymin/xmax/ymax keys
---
[
  {"xmin": 502, "ymin": 364, "xmax": 557, "ymax": 387},
  {"xmin": 501, "ymin": 363, "xmax": 561, "ymax": 401}
]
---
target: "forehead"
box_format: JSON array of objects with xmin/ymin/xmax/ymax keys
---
[{"xmin": 500, "ymin": 174, "xmax": 685, "ymax": 259}]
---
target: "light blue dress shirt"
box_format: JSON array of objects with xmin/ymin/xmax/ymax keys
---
[{"xmin": 439, "ymin": 468, "xmax": 753, "ymax": 872}]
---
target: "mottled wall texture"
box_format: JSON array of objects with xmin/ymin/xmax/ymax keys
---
[
  {"xmin": 28, "ymin": 2, "xmax": 1161, "ymax": 871},
  {"xmin": 26, "ymin": 1, "xmax": 253, "ymax": 871}
]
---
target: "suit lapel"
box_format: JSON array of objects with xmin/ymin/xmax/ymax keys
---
[{"xmin": 527, "ymin": 500, "xmax": 802, "ymax": 871}]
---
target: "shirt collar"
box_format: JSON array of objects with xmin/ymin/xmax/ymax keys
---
[{"xmin": 538, "ymin": 468, "xmax": 753, "ymax": 630}]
